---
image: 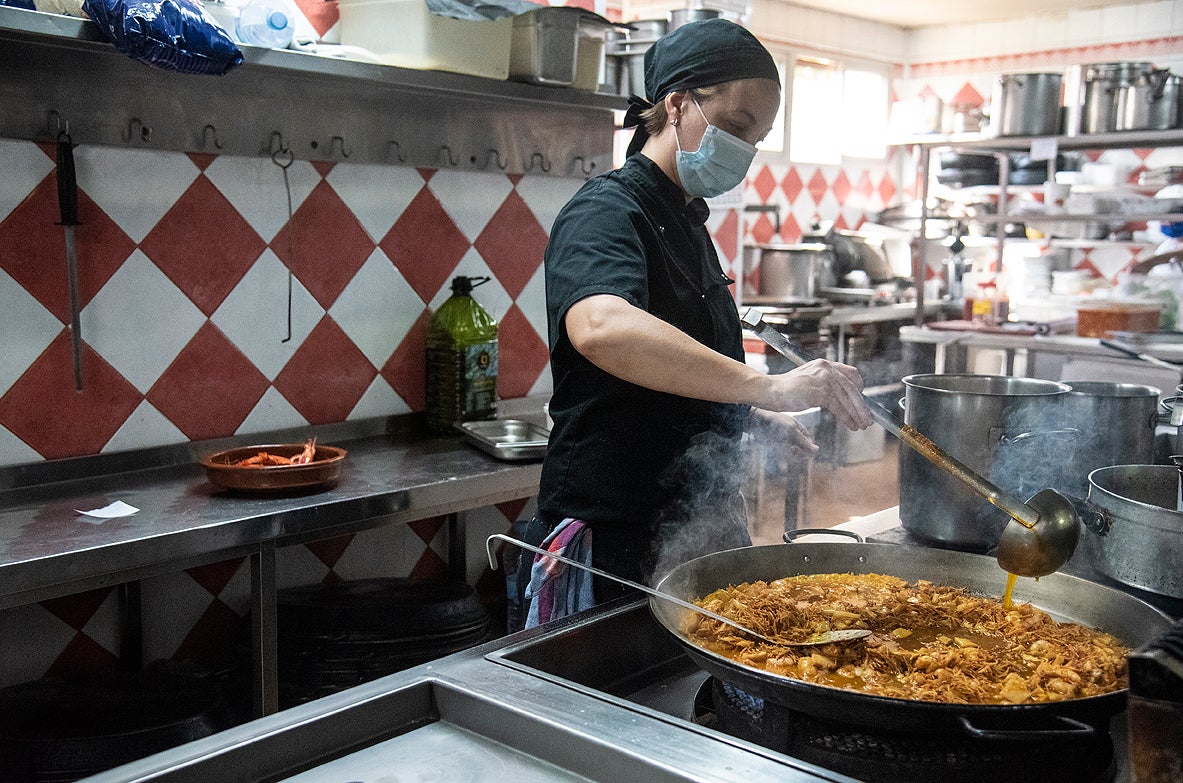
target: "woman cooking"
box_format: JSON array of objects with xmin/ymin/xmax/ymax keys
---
[{"xmin": 524, "ymin": 19, "xmax": 873, "ymax": 627}]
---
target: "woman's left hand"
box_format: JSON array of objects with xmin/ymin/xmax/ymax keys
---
[{"xmin": 750, "ymin": 409, "xmax": 818, "ymax": 458}]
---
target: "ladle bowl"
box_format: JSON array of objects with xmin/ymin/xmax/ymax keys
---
[
  {"xmin": 996, "ymin": 487, "xmax": 1082, "ymax": 578},
  {"xmin": 739, "ymin": 308, "xmax": 1081, "ymax": 577}
]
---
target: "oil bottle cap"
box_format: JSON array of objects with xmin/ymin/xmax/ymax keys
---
[{"xmin": 451, "ymin": 275, "xmax": 491, "ymax": 296}]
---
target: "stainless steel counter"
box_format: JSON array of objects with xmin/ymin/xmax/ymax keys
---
[
  {"xmin": 0, "ymin": 413, "xmax": 542, "ymax": 714},
  {"xmin": 76, "ymin": 600, "xmax": 855, "ymax": 783}
]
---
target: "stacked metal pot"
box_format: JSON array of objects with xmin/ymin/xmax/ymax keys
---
[
  {"xmin": 990, "ymin": 61, "xmax": 1181, "ymax": 136},
  {"xmin": 898, "ymin": 375, "xmax": 1180, "ymax": 600}
]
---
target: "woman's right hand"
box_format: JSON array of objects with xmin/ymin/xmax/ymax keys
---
[{"xmin": 759, "ymin": 358, "xmax": 873, "ymax": 432}]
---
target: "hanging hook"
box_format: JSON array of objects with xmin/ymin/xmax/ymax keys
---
[
  {"xmin": 526, "ymin": 152, "xmax": 552, "ymax": 173},
  {"xmin": 46, "ymin": 110, "xmax": 69, "ymax": 139},
  {"xmin": 438, "ymin": 145, "xmax": 459, "ymax": 167},
  {"xmin": 571, "ymin": 155, "xmax": 596, "ymax": 177},
  {"xmin": 268, "ymin": 131, "xmax": 288, "ymax": 156},
  {"xmin": 329, "ymin": 135, "xmax": 350, "ymax": 158},
  {"xmin": 124, "ymin": 117, "xmax": 151, "ymax": 144},
  {"xmin": 387, "ymin": 140, "xmax": 406, "ymax": 163},
  {"xmin": 482, "ymin": 148, "xmax": 507, "ymax": 171},
  {"xmin": 201, "ymin": 124, "xmax": 223, "ymax": 150}
]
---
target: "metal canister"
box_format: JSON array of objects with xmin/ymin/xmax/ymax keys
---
[
  {"xmin": 899, "ymin": 374, "xmax": 1072, "ymax": 550},
  {"xmin": 1083, "ymin": 61, "xmax": 1154, "ymax": 134},
  {"xmin": 990, "ymin": 72, "xmax": 1062, "ymax": 136},
  {"xmin": 1117, "ymin": 69, "xmax": 1182, "ymax": 131},
  {"xmin": 1058, "ymin": 381, "xmax": 1160, "ymax": 498}
]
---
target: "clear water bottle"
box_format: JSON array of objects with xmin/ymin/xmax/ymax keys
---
[{"xmin": 235, "ymin": 0, "xmax": 293, "ymax": 49}]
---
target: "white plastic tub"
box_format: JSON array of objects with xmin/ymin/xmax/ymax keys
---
[{"xmin": 337, "ymin": 0, "xmax": 512, "ymax": 79}]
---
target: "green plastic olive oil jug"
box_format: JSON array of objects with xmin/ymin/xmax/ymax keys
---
[{"xmin": 426, "ymin": 276, "xmax": 498, "ymax": 433}]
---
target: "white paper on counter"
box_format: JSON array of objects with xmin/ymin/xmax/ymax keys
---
[{"xmin": 75, "ymin": 500, "xmax": 140, "ymax": 520}]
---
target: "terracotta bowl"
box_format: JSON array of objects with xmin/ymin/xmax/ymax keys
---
[{"xmin": 201, "ymin": 444, "xmax": 347, "ymax": 491}]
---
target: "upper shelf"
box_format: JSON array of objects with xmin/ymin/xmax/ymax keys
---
[
  {"xmin": 890, "ymin": 127, "xmax": 1183, "ymax": 152},
  {"xmin": 0, "ymin": 6, "xmax": 625, "ymax": 174}
]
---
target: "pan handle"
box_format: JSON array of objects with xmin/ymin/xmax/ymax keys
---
[
  {"xmin": 782, "ymin": 528, "xmax": 865, "ymax": 544},
  {"xmin": 957, "ymin": 713, "xmax": 1097, "ymax": 741}
]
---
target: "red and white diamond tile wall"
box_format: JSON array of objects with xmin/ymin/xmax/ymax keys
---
[
  {"xmin": 742, "ymin": 159, "xmax": 902, "ymax": 247},
  {"xmin": 0, "ymin": 140, "xmax": 595, "ymax": 465}
]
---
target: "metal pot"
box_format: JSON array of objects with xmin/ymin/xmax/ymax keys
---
[
  {"xmin": 1083, "ymin": 61, "xmax": 1154, "ymax": 134},
  {"xmin": 1059, "ymin": 381, "xmax": 1160, "ymax": 498},
  {"xmin": 899, "ymin": 374, "xmax": 1073, "ymax": 549},
  {"xmin": 607, "ymin": 19, "xmax": 666, "ymax": 98},
  {"xmin": 650, "ymin": 542, "xmax": 1173, "ymax": 735},
  {"xmin": 990, "ymin": 72, "xmax": 1062, "ymax": 136},
  {"xmin": 669, "ymin": 7, "xmax": 719, "ymax": 30},
  {"xmin": 754, "ymin": 243, "xmax": 834, "ymax": 302},
  {"xmin": 1117, "ymin": 69, "xmax": 1182, "ymax": 131},
  {"xmin": 1085, "ymin": 464, "xmax": 1183, "ymax": 599}
]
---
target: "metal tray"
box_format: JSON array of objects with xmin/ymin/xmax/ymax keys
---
[
  {"xmin": 457, "ymin": 419, "xmax": 549, "ymax": 461},
  {"xmin": 1107, "ymin": 330, "xmax": 1183, "ymax": 345}
]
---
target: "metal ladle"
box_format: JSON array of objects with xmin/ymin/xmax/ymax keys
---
[
  {"xmin": 486, "ymin": 534, "xmax": 871, "ymax": 647},
  {"xmin": 740, "ymin": 308, "xmax": 1080, "ymax": 578}
]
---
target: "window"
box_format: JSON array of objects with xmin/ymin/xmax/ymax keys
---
[{"xmin": 782, "ymin": 56, "xmax": 889, "ymax": 164}]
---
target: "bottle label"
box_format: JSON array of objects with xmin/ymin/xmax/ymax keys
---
[{"xmin": 463, "ymin": 341, "xmax": 498, "ymax": 416}]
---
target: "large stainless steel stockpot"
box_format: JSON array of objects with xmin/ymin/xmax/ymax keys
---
[
  {"xmin": 899, "ymin": 374, "xmax": 1072, "ymax": 550},
  {"xmin": 754, "ymin": 243, "xmax": 834, "ymax": 302},
  {"xmin": 1083, "ymin": 61, "xmax": 1154, "ymax": 134},
  {"xmin": 1059, "ymin": 381, "xmax": 1160, "ymax": 498},
  {"xmin": 1085, "ymin": 464, "xmax": 1183, "ymax": 599},
  {"xmin": 650, "ymin": 542, "xmax": 1172, "ymax": 736},
  {"xmin": 990, "ymin": 72, "xmax": 1062, "ymax": 136},
  {"xmin": 1117, "ymin": 69, "xmax": 1182, "ymax": 131}
]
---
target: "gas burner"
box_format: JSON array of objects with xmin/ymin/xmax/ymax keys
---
[{"xmin": 695, "ymin": 678, "xmax": 1116, "ymax": 783}]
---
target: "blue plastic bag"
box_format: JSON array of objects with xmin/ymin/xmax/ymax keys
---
[{"xmin": 83, "ymin": 0, "xmax": 243, "ymax": 75}]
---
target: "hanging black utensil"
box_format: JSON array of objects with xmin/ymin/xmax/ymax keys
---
[{"xmin": 56, "ymin": 130, "xmax": 83, "ymax": 391}]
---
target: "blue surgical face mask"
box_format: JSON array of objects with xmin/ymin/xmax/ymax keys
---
[{"xmin": 674, "ymin": 99, "xmax": 758, "ymax": 199}]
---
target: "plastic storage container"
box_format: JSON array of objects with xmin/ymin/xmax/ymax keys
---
[
  {"xmin": 236, "ymin": 0, "xmax": 293, "ymax": 48},
  {"xmin": 509, "ymin": 7, "xmax": 608, "ymax": 90},
  {"xmin": 425, "ymin": 276, "xmax": 498, "ymax": 433},
  {"xmin": 201, "ymin": 0, "xmax": 241, "ymax": 41},
  {"xmin": 336, "ymin": 0, "xmax": 512, "ymax": 79}
]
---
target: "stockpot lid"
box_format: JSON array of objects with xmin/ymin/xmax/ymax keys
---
[{"xmin": 902, "ymin": 373, "xmax": 1071, "ymax": 396}]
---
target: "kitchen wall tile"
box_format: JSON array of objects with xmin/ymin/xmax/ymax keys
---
[
  {"xmin": 326, "ymin": 161, "xmax": 425, "ymax": 243},
  {"xmin": 146, "ymin": 323, "xmax": 271, "ymax": 440},
  {"xmin": 0, "ymin": 172, "xmax": 135, "ymax": 324},
  {"xmin": 1066, "ymin": 7, "xmax": 1103, "ymax": 47},
  {"xmin": 513, "ymin": 175, "xmax": 585, "ymax": 233},
  {"xmin": 0, "ymin": 425, "xmax": 40, "ymax": 468},
  {"xmin": 210, "ymin": 250, "xmax": 323, "ymax": 381},
  {"xmin": 328, "ymin": 248, "xmax": 421, "ymax": 369},
  {"xmin": 272, "ymin": 179, "xmax": 376, "ymax": 310},
  {"xmin": 497, "ymin": 304, "xmax": 551, "ymax": 400},
  {"xmin": 0, "ymin": 268, "xmax": 59, "ymax": 398},
  {"xmin": 1100, "ymin": 3, "xmax": 1138, "ymax": 41},
  {"xmin": 515, "ymin": 258, "xmax": 549, "ymax": 347},
  {"xmin": 379, "ymin": 186, "xmax": 469, "ymax": 302},
  {"xmin": 349, "ymin": 374, "xmax": 411, "ymax": 419},
  {"xmin": 1134, "ymin": 1, "xmax": 1173, "ymax": 38},
  {"xmin": 0, "ymin": 139, "xmax": 53, "ymax": 224},
  {"xmin": 203, "ymin": 155, "xmax": 320, "ymax": 243},
  {"xmin": 0, "ymin": 332, "xmax": 143, "ymax": 460},
  {"xmin": 84, "ymin": 250, "xmax": 207, "ymax": 394},
  {"xmin": 74, "ymin": 147, "xmax": 200, "ymax": 245},
  {"xmin": 236, "ymin": 387, "xmax": 309, "ymax": 435},
  {"xmin": 380, "ymin": 309, "xmax": 430, "ymax": 413},
  {"xmin": 103, "ymin": 400, "xmax": 187, "ymax": 454},
  {"xmin": 140, "ymin": 175, "xmax": 267, "ymax": 316},
  {"xmin": 473, "ymin": 190, "xmax": 548, "ymax": 299},
  {"xmin": 271, "ymin": 317, "xmax": 377, "ymax": 425},
  {"xmin": 428, "ymin": 169, "xmax": 515, "ymax": 242}
]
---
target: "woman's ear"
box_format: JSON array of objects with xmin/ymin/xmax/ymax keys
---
[{"xmin": 665, "ymin": 91, "xmax": 688, "ymax": 126}]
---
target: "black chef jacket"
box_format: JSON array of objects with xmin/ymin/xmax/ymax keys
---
[{"xmin": 538, "ymin": 154, "xmax": 748, "ymax": 581}]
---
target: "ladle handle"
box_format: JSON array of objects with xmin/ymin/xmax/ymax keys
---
[
  {"xmin": 740, "ymin": 309, "xmax": 1042, "ymax": 529},
  {"xmin": 486, "ymin": 533, "xmax": 775, "ymax": 642}
]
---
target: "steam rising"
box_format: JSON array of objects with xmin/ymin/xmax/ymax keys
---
[{"xmin": 651, "ymin": 429, "xmax": 752, "ymax": 581}]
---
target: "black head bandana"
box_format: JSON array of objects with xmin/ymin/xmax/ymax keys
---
[{"xmin": 622, "ymin": 18, "xmax": 780, "ymax": 158}]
